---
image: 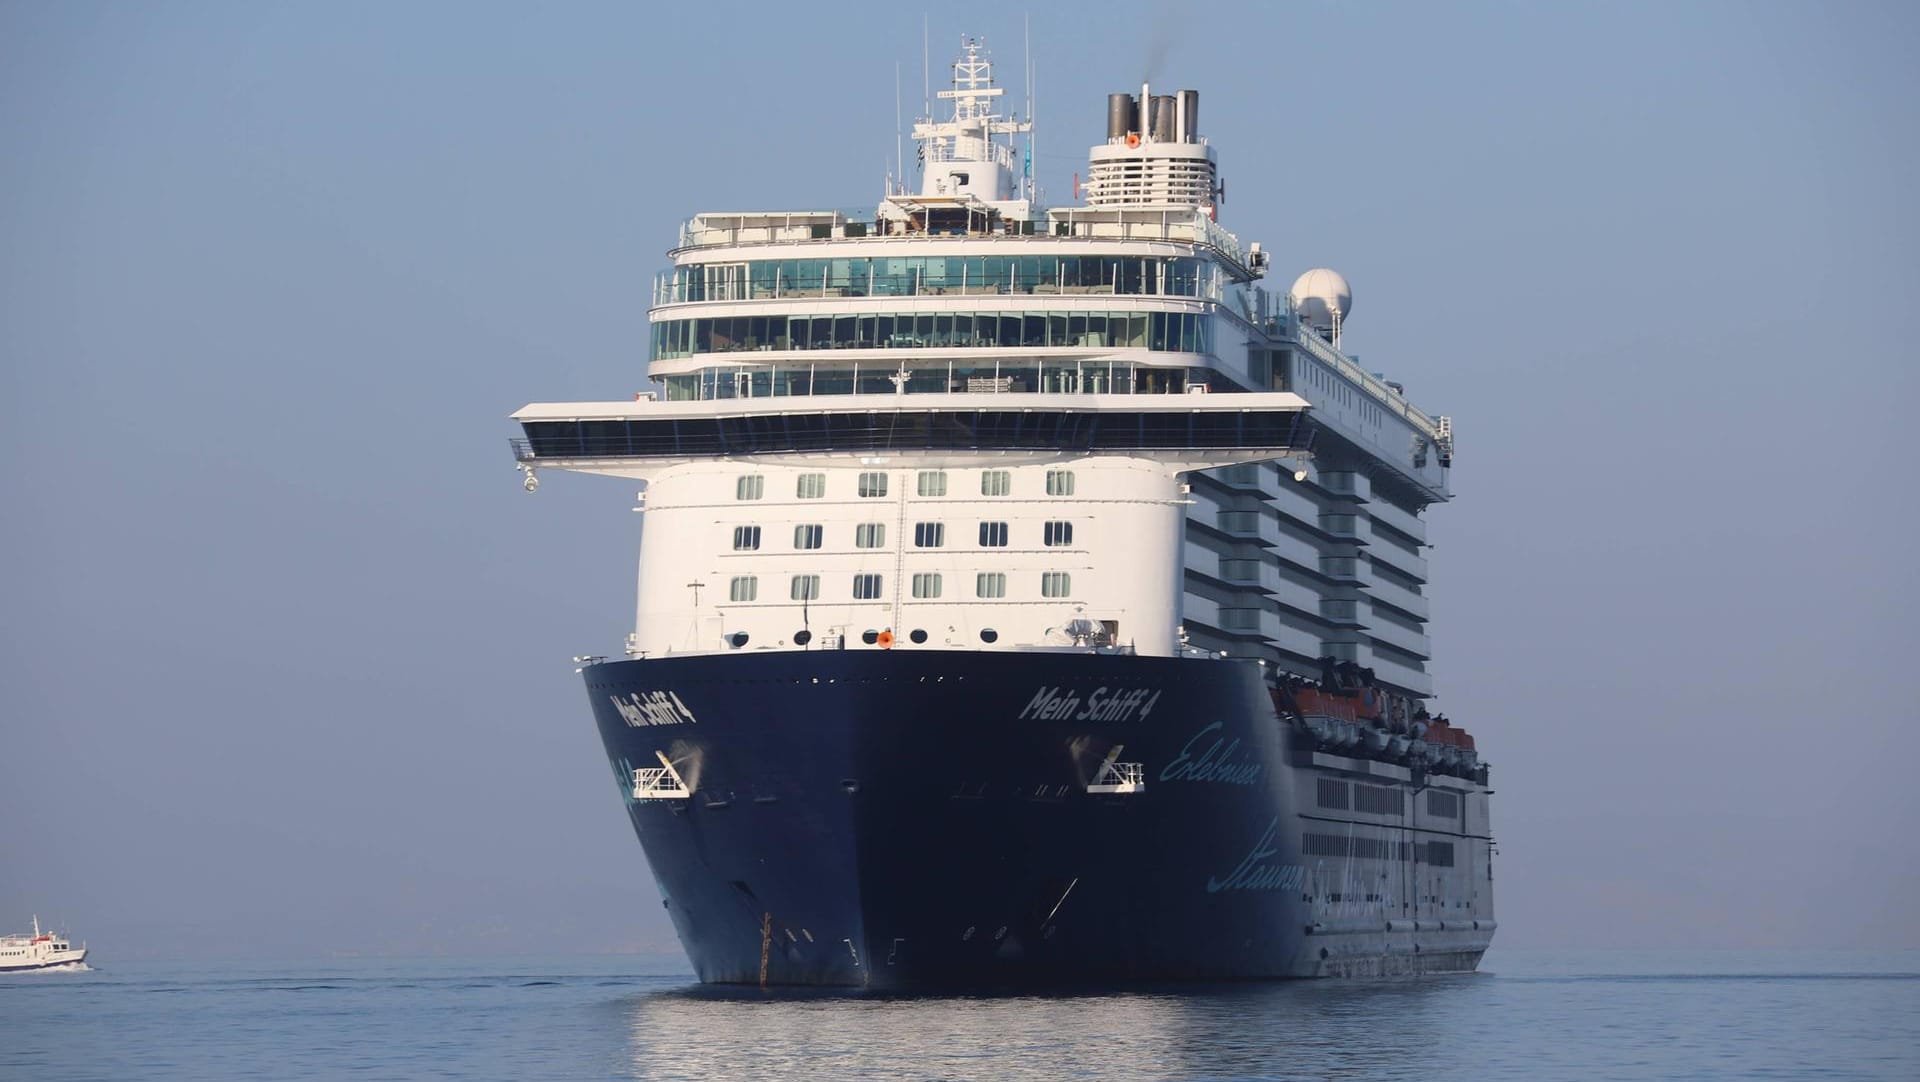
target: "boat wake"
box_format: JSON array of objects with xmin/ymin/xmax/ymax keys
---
[{"xmin": 5, "ymin": 962, "xmax": 93, "ymax": 975}]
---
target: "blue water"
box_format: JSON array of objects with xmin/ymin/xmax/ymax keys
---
[{"xmin": 5, "ymin": 950, "xmax": 1916, "ymax": 1080}]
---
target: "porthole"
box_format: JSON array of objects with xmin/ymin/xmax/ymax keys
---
[
  {"xmin": 909, "ymin": 629, "xmax": 928, "ymax": 644},
  {"xmin": 980, "ymin": 628, "xmax": 999, "ymax": 644},
  {"xmin": 862, "ymin": 629, "xmax": 880, "ymax": 645},
  {"xmin": 727, "ymin": 632, "xmax": 749, "ymax": 648},
  {"xmin": 793, "ymin": 629, "xmax": 812, "ymax": 646}
]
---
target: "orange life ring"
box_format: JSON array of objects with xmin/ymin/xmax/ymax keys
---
[
  {"xmin": 1126, "ymin": 132, "xmax": 1140, "ymax": 148},
  {"xmin": 876, "ymin": 630, "xmax": 895, "ymax": 649}
]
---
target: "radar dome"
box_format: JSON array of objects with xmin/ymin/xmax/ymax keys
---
[{"xmin": 1289, "ymin": 268, "xmax": 1352, "ymax": 332}]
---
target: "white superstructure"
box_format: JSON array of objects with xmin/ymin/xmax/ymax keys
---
[
  {"xmin": 0, "ymin": 916, "xmax": 86, "ymax": 972},
  {"xmin": 515, "ymin": 38, "xmax": 1453, "ymax": 698}
]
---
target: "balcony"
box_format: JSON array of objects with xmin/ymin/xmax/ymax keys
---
[
  {"xmin": 1366, "ymin": 542, "xmax": 1428, "ymax": 582},
  {"xmin": 1218, "ymin": 607, "xmax": 1267, "ymax": 634},
  {"xmin": 1216, "ymin": 557, "xmax": 1275, "ymax": 590},
  {"xmin": 1321, "ymin": 556, "xmax": 1367, "ymax": 584},
  {"xmin": 1364, "ymin": 651, "xmax": 1434, "ymax": 698},
  {"xmin": 1264, "ymin": 483, "xmax": 1324, "ymax": 524},
  {"xmin": 1318, "ymin": 471, "xmax": 1372, "ymax": 501},
  {"xmin": 1366, "ymin": 575, "xmax": 1431, "ymax": 621},
  {"xmin": 1265, "ymin": 576, "xmax": 1328, "ymax": 619},
  {"xmin": 1366, "ymin": 500, "xmax": 1428, "ymax": 545},
  {"xmin": 1319, "ymin": 513, "xmax": 1370, "ymax": 543},
  {"xmin": 1364, "ymin": 617, "xmax": 1432, "ymax": 660},
  {"xmin": 1266, "ymin": 530, "xmax": 1327, "ymax": 577},
  {"xmin": 1319, "ymin": 598, "xmax": 1366, "ymax": 628},
  {"xmin": 1209, "ymin": 462, "xmax": 1269, "ymax": 492},
  {"xmin": 1215, "ymin": 510, "xmax": 1280, "ymax": 547}
]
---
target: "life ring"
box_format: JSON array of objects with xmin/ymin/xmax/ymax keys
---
[
  {"xmin": 876, "ymin": 630, "xmax": 895, "ymax": 650},
  {"xmin": 1126, "ymin": 132, "xmax": 1140, "ymax": 148}
]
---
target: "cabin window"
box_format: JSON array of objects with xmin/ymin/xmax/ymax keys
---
[
  {"xmin": 917, "ymin": 470, "xmax": 948, "ymax": 496},
  {"xmin": 980, "ymin": 470, "xmax": 1011, "ymax": 496},
  {"xmin": 728, "ymin": 576, "xmax": 758, "ymax": 602},
  {"xmin": 793, "ymin": 524, "xmax": 823, "ymax": 550},
  {"xmin": 1046, "ymin": 469, "xmax": 1076, "ymax": 496},
  {"xmin": 852, "ymin": 573, "xmax": 884, "ymax": 600},
  {"xmin": 732, "ymin": 526, "xmax": 761, "ymax": 551},
  {"xmin": 796, "ymin": 473, "xmax": 826, "ymax": 499},
  {"xmin": 1042, "ymin": 521, "xmax": 1073, "ymax": 547},
  {"xmin": 858, "ymin": 472, "xmax": 889, "ymax": 497},
  {"xmin": 976, "ymin": 572, "xmax": 1007, "ymax": 598},
  {"xmin": 790, "ymin": 575, "xmax": 821, "ymax": 601},
  {"xmin": 914, "ymin": 522, "xmax": 945, "ymax": 548},
  {"xmin": 978, "ymin": 522, "xmax": 1009, "ymax": 547},
  {"xmin": 855, "ymin": 523, "xmax": 887, "ymax": 549},
  {"xmin": 911, "ymin": 573, "xmax": 942, "ymax": 599},
  {"xmin": 1041, "ymin": 572, "xmax": 1071, "ymax": 598},
  {"xmin": 736, "ymin": 475, "xmax": 764, "ymax": 500}
]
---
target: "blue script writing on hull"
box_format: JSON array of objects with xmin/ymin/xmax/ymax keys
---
[
  {"xmin": 1159, "ymin": 722, "xmax": 1264, "ymax": 785},
  {"xmin": 1207, "ymin": 818, "xmax": 1308, "ymax": 893},
  {"xmin": 1017, "ymin": 685, "xmax": 1162, "ymax": 722}
]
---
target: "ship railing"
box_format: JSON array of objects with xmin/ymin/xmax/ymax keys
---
[
  {"xmin": 632, "ymin": 751, "xmax": 691, "ymax": 800},
  {"xmin": 1291, "ymin": 327, "xmax": 1441, "ymax": 439},
  {"xmin": 1087, "ymin": 759, "xmax": 1145, "ymax": 795},
  {"xmin": 670, "ymin": 209, "xmax": 1246, "ymax": 257},
  {"xmin": 651, "ymin": 272, "xmax": 1216, "ymax": 305}
]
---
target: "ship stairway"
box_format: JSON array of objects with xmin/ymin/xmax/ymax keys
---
[
  {"xmin": 632, "ymin": 750, "xmax": 691, "ymax": 800},
  {"xmin": 1087, "ymin": 747, "xmax": 1145, "ymax": 794}
]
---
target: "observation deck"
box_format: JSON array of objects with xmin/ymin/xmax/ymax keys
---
[{"xmin": 511, "ymin": 391, "xmax": 1314, "ymax": 477}]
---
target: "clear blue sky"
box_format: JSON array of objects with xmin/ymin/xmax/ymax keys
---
[{"xmin": 3, "ymin": 0, "xmax": 1915, "ymax": 958}]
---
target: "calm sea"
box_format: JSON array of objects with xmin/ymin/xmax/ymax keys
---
[{"xmin": 4, "ymin": 949, "xmax": 1916, "ymax": 1080}]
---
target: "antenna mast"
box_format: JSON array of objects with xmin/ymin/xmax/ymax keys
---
[{"xmin": 1024, "ymin": 13, "xmax": 1035, "ymax": 202}]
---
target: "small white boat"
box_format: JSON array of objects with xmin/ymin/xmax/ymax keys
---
[{"xmin": 0, "ymin": 917, "xmax": 87, "ymax": 972}]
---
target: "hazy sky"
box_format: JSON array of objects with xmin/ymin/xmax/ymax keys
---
[{"xmin": 3, "ymin": 1, "xmax": 1915, "ymax": 959}]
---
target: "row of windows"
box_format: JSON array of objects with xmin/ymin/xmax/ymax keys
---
[
  {"xmin": 652, "ymin": 309, "xmax": 1216, "ymax": 360},
  {"xmin": 732, "ymin": 521, "xmax": 1075, "ymax": 551},
  {"xmin": 728, "ymin": 572, "xmax": 1073, "ymax": 602},
  {"xmin": 658, "ymin": 360, "xmax": 1195, "ymax": 400},
  {"xmin": 1314, "ymin": 780, "xmax": 1407, "ymax": 816},
  {"xmin": 661, "ymin": 255, "xmax": 1214, "ymax": 303},
  {"xmin": 1303, "ymin": 833, "xmax": 1409, "ymax": 862},
  {"xmin": 1319, "ymin": 778, "xmax": 1456, "ymax": 820},
  {"xmin": 1301, "ymin": 834, "xmax": 1458, "ymax": 866},
  {"xmin": 1298, "ymin": 356, "xmax": 1386, "ymax": 428},
  {"xmin": 735, "ymin": 470, "xmax": 1075, "ymax": 501}
]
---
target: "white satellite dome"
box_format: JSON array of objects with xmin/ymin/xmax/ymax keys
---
[{"xmin": 1289, "ymin": 268, "xmax": 1352, "ymax": 332}]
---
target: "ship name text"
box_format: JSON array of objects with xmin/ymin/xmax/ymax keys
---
[
  {"xmin": 1207, "ymin": 818, "xmax": 1308, "ymax": 893},
  {"xmin": 612, "ymin": 690, "xmax": 700, "ymax": 728},
  {"xmin": 1018, "ymin": 685, "xmax": 1162, "ymax": 723},
  {"xmin": 1159, "ymin": 722, "xmax": 1264, "ymax": 785}
]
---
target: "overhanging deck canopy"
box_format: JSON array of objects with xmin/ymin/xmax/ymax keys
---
[{"xmin": 511, "ymin": 392, "xmax": 1313, "ymax": 464}]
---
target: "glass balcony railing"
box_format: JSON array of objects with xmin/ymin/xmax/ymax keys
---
[{"xmin": 654, "ymin": 255, "xmax": 1217, "ymax": 306}]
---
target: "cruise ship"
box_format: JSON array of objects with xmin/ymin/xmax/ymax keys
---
[{"xmin": 511, "ymin": 40, "xmax": 1494, "ymax": 986}]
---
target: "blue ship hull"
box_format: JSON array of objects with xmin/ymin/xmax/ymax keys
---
[{"xmin": 585, "ymin": 649, "xmax": 1486, "ymax": 987}]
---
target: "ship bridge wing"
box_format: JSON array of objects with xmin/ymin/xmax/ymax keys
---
[{"xmin": 510, "ymin": 392, "xmax": 1313, "ymax": 479}]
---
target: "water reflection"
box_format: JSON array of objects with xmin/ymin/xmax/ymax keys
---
[{"xmin": 619, "ymin": 976, "xmax": 1485, "ymax": 1081}]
